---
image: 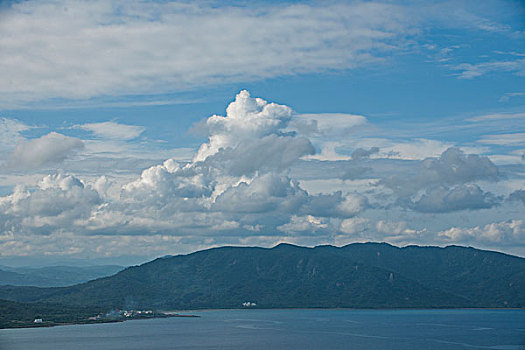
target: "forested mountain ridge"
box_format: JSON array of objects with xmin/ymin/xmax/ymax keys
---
[{"xmin": 0, "ymin": 243, "xmax": 523, "ymax": 310}]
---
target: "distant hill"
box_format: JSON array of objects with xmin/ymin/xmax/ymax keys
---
[
  {"xmin": 0, "ymin": 243, "xmax": 523, "ymax": 310},
  {"xmin": 0, "ymin": 299, "xmax": 104, "ymax": 328},
  {"xmin": 0, "ymin": 265, "xmax": 123, "ymax": 287}
]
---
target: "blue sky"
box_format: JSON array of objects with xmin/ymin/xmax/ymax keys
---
[{"xmin": 0, "ymin": 0, "xmax": 524, "ymax": 266}]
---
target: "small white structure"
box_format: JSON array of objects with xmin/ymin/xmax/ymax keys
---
[
  {"xmin": 242, "ymin": 301, "xmax": 257, "ymax": 307},
  {"xmin": 33, "ymin": 318, "xmax": 43, "ymax": 323}
]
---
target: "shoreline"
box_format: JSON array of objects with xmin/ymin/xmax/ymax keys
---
[
  {"xmin": 3, "ymin": 307, "xmax": 523, "ymax": 330},
  {"xmin": 166, "ymin": 306, "xmax": 525, "ymax": 313},
  {"xmin": 0, "ymin": 313, "xmax": 200, "ymax": 330}
]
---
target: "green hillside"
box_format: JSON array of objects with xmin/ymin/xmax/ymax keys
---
[
  {"xmin": 0, "ymin": 243, "xmax": 523, "ymax": 310},
  {"xmin": 0, "ymin": 299, "xmax": 104, "ymax": 328}
]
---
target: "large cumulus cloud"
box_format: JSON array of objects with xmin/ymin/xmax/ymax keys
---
[
  {"xmin": 382, "ymin": 147, "xmax": 499, "ymax": 193},
  {"xmin": 408, "ymin": 184, "xmax": 500, "ymax": 213},
  {"xmin": 194, "ymin": 90, "xmax": 314, "ymax": 175},
  {"xmin": 381, "ymin": 147, "xmax": 501, "ymax": 212},
  {"xmin": 1, "ymin": 91, "xmax": 522, "ymax": 260},
  {"xmin": 0, "ymin": 91, "xmax": 363, "ymax": 243},
  {"xmin": 0, "ymin": 174, "xmax": 101, "ymax": 235}
]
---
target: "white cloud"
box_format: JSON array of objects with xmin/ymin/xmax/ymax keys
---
[
  {"xmin": 381, "ymin": 147, "xmax": 499, "ymax": 197},
  {"xmin": 0, "ymin": 91, "xmax": 357, "ymax": 242},
  {"xmin": 277, "ymin": 215, "xmax": 328, "ymax": 235},
  {"xmin": 310, "ymin": 138, "xmax": 454, "ymax": 163},
  {"xmin": 74, "ymin": 121, "xmax": 145, "ymax": 140},
  {"xmin": 0, "ymin": 118, "xmax": 32, "ymax": 151},
  {"xmin": 487, "ymin": 154, "xmax": 525, "ymax": 165},
  {"xmin": 499, "ymin": 92, "xmax": 525, "ymax": 103},
  {"xmin": 314, "ymin": 136, "xmax": 465, "ymax": 171},
  {"xmin": 291, "ymin": 113, "xmax": 367, "ymax": 137},
  {"xmin": 352, "ymin": 147, "xmax": 380, "ymax": 161},
  {"xmin": 340, "ymin": 217, "xmax": 369, "ymax": 235},
  {"xmin": 0, "ymin": 1, "xmax": 414, "ymax": 107},
  {"xmin": 377, "ymin": 147, "xmax": 503, "ymax": 214},
  {"xmin": 7, "ymin": 132, "xmax": 84, "ymax": 170},
  {"xmin": 453, "ymin": 59, "xmax": 525, "ymax": 79},
  {"xmin": 409, "ymin": 184, "xmax": 500, "ymax": 213},
  {"xmin": 378, "ymin": 139, "xmax": 453, "ymax": 160},
  {"xmin": 214, "ymin": 174, "xmax": 307, "ymax": 214},
  {"xmin": 0, "ymin": 90, "xmax": 522, "ymax": 259},
  {"xmin": 292, "ymin": 113, "xmax": 368, "ymax": 161},
  {"xmin": 467, "ymin": 112, "xmax": 525, "ymax": 122},
  {"xmin": 195, "ymin": 90, "xmax": 293, "ymax": 161},
  {"xmin": 301, "ymin": 191, "xmax": 368, "ymax": 218},
  {"xmin": 373, "ymin": 220, "xmax": 425, "ymax": 242},
  {"xmin": 336, "ymin": 194, "xmax": 369, "ymax": 217},
  {"xmin": 195, "ymin": 90, "xmax": 314, "ymax": 175},
  {"xmin": 438, "ymin": 220, "xmax": 524, "ymax": 245},
  {"xmin": 508, "ymin": 190, "xmax": 525, "ymax": 204},
  {"xmin": 376, "ymin": 220, "xmax": 407, "ymax": 235},
  {"xmin": 0, "ymin": 173, "xmax": 101, "ymax": 235},
  {"xmin": 307, "ymin": 142, "xmax": 352, "ymax": 161},
  {"xmin": 478, "ymin": 133, "xmax": 525, "ymax": 146},
  {"xmin": 422, "ymin": 1, "xmax": 520, "ymax": 35}
]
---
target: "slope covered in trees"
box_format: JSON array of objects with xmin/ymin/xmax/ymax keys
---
[{"xmin": 0, "ymin": 243, "xmax": 523, "ymax": 310}]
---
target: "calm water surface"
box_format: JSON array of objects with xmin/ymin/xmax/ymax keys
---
[{"xmin": 1, "ymin": 309, "xmax": 524, "ymax": 350}]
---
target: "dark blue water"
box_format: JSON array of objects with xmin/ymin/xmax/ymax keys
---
[{"xmin": 1, "ymin": 309, "xmax": 524, "ymax": 349}]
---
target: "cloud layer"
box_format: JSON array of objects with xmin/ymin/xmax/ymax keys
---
[
  {"xmin": 0, "ymin": 92, "xmax": 362, "ymax": 242},
  {"xmin": 0, "ymin": 91, "xmax": 523, "ymax": 261},
  {"xmin": 0, "ymin": 0, "xmax": 413, "ymax": 106}
]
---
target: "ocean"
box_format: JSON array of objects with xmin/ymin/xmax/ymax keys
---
[{"xmin": 1, "ymin": 309, "xmax": 523, "ymax": 349}]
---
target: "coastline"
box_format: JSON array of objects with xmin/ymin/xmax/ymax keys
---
[
  {"xmin": 0, "ymin": 313, "xmax": 200, "ymax": 330},
  {"xmin": 3, "ymin": 307, "xmax": 523, "ymax": 330},
  {"xmin": 165, "ymin": 306, "xmax": 525, "ymax": 313}
]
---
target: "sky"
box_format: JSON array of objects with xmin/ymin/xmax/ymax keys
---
[{"xmin": 0, "ymin": 0, "xmax": 524, "ymax": 266}]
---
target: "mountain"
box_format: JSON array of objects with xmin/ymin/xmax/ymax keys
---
[
  {"xmin": 0, "ymin": 243, "xmax": 523, "ymax": 310},
  {"xmin": 0, "ymin": 265, "xmax": 124, "ymax": 287}
]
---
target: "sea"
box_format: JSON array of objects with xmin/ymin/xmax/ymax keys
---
[{"xmin": 0, "ymin": 309, "xmax": 523, "ymax": 349}]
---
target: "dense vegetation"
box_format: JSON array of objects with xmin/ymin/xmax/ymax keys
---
[
  {"xmin": 0, "ymin": 299, "xmax": 105, "ymax": 328},
  {"xmin": 0, "ymin": 243, "xmax": 523, "ymax": 313}
]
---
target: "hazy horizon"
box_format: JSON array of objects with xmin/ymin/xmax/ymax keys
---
[{"xmin": 1, "ymin": 241, "xmax": 524, "ymax": 269}]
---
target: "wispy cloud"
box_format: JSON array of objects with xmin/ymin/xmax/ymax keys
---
[
  {"xmin": 478, "ymin": 133, "xmax": 525, "ymax": 145},
  {"xmin": 468, "ymin": 112, "xmax": 525, "ymax": 122},
  {"xmin": 1, "ymin": 0, "xmax": 521, "ymax": 109},
  {"xmin": 73, "ymin": 121, "xmax": 145, "ymax": 141},
  {"xmin": 0, "ymin": 0, "xmax": 414, "ymax": 107},
  {"xmin": 0, "ymin": 118, "xmax": 32, "ymax": 151},
  {"xmin": 499, "ymin": 92, "xmax": 525, "ymax": 103},
  {"xmin": 453, "ymin": 59, "xmax": 525, "ymax": 79}
]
